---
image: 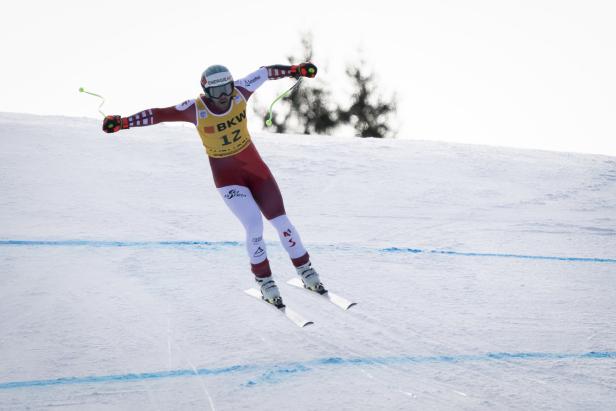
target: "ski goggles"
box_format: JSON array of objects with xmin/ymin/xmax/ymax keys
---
[{"xmin": 206, "ymin": 82, "xmax": 234, "ymax": 99}]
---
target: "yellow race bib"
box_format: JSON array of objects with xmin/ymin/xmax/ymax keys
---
[{"xmin": 195, "ymin": 90, "xmax": 251, "ymax": 158}]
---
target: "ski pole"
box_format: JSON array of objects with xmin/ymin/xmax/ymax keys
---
[
  {"xmin": 265, "ymin": 77, "xmax": 303, "ymax": 126},
  {"xmin": 79, "ymin": 87, "xmax": 107, "ymax": 117}
]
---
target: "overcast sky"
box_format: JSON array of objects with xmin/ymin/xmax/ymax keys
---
[{"xmin": 3, "ymin": 0, "xmax": 615, "ymax": 155}]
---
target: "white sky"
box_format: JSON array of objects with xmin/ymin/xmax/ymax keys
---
[{"xmin": 2, "ymin": 0, "xmax": 616, "ymax": 155}]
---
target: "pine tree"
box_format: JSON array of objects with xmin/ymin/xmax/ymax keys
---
[
  {"xmin": 338, "ymin": 63, "xmax": 397, "ymax": 138},
  {"xmin": 255, "ymin": 33, "xmax": 397, "ymax": 138},
  {"xmin": 257, "ymin": 33, "xmax": 338, "ymax": 135}
]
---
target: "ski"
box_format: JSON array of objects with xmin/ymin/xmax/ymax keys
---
[
  {"xmin": 244, "ymin": 288, "xmax": 314, "ymax": 328},
  {"xmin": 287, "ymin": 278, "xmax": 357, "ymax": 311}
]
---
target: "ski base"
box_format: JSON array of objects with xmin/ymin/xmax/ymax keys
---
[
  {"xmin": 287, "ymin": 278, "xmax": 357, "ymax": 310},
  {"xmin": 244, "ymin": 288, "xmax": 313, "ymax": 328}
]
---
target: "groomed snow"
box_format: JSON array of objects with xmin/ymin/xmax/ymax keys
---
[{"xmin": 1, "ymin": 112, "xmax": 615, "ymax": 410}]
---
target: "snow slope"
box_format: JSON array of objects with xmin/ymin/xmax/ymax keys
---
[{"xmin": 1, "ymin": 112, "xmax": 615, "ymax": 410}]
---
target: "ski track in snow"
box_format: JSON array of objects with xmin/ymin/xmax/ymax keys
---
[{"xmin": 1, "ymin": 113, "xmax": 616, "ymax": 410}]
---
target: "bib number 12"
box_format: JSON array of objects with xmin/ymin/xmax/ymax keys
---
[{"xmin": 221, "ymin": 129, "xmax": 242, "ymax": 146}]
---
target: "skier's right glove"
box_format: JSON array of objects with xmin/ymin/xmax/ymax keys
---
[{"xmin": 102, "ymin": 115, "xmax": 129, "ymax": 133}]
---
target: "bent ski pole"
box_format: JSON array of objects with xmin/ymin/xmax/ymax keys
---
[
  {"xmin": 79, "ymin": 87, "xmax": 107, "ymax": 117},
  {"xmin": 265, "ymin": 77, "xmax": 303, "ymax": 126}
]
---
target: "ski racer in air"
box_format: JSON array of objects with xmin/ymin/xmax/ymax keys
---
[{"xmin": 102, "ymin": 63, "xmax": 322, "ymax": 308}]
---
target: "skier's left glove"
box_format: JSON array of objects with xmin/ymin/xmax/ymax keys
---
[
  {"xmin": 102, "ymin": 115, "xmax": 129, "ymax": 133},
  {"xmin": 290, "ymin": 63, "xmax": 317, "ymax": 79}
]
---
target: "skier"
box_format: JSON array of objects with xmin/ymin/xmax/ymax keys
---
[{"xmin": 102, "ymin": 63, "xmax": 323, "ymax": 308}]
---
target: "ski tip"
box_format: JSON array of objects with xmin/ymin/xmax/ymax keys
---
[
  {"xmin": 302, "ymin": 321, "xmax": 315, "ymax": 327},
  {"xmin": 345, "ymin": 302, "xmax": 358, "ymax": 310}
]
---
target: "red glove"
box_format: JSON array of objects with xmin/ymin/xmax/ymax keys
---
[
  {"xmin": 290, "ymin": 62, "xmax": 317, "ymax": 79},
  {"xmin": 102, "ymin": 115, "xmax": 129, "ymax": 133}
]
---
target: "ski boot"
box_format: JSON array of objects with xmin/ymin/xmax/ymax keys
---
[
  {"xmin": 296, "ymin": 262, "xmax": 327, "ymax": 294},
  {"xmin": 255, "ymin": 276, "xmax": 285, "ymax": 308}
]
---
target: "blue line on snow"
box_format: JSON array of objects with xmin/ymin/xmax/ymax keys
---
[
  {"xmin": 0, "ymin": 351, "xmax": 614, "ymax": 390},
  {"xmin": 1, "ymin": 239, "xmax": 615, "ymax": 263},
  {"xmin": 0, "ymin": 240, "xmax": 242, "ymax": 248},
  {"xmin": 381, "ymin": 247, "xmax": 616, "ymax": 263}
]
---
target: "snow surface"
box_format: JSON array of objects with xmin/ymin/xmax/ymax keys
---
[{"xmin": 1, "ymin": 112, "xmax": 615, "ymax": 410}]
